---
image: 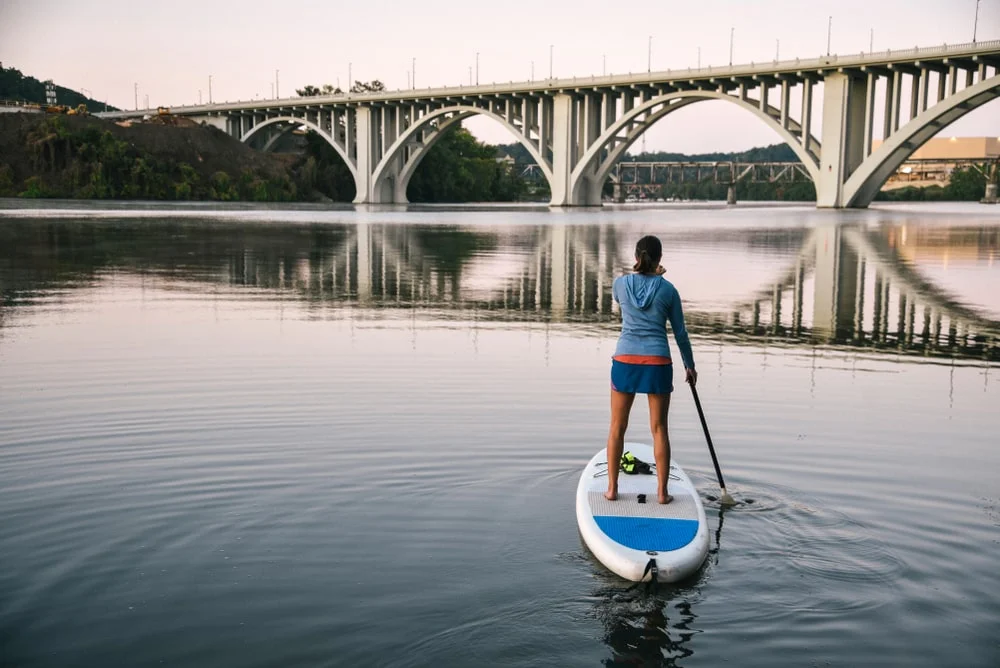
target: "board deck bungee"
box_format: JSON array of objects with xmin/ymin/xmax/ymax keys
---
[{"xmin": 576, "ymin": 442, "xmax": 709, "ymax": 583}]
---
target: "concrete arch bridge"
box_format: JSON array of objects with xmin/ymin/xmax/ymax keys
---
[{"xmin": 101, "ymin": 41, "xmax": 1000, "ymax": 208}]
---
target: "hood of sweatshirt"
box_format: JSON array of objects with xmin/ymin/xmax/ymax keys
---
[{"xmin": 621, "ymin": 274, "xmax": 660, "ymax": 310}]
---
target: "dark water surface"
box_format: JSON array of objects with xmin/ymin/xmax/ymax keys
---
[{"xmin": 1, "ymin": 201, "xmax": 998, "ymax": 667}]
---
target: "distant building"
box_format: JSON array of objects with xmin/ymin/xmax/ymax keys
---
[
  {"xmin": 495, "ymin": 154, "xmax": 516, "ymax": 171},
  {"xmin": 908, "ymin": 136, "xmax": 999, "ymax": 160},
  {"xmin": 874, "ymin": 137, "xmax": 999, "ymax": 189}
]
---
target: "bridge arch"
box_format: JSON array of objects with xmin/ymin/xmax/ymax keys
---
[
  {"xmin": 241, "ymin": 116, "xmax": 360, "ymax": 191},
  {"xmin": 370, "ymin": 105, "xmax": 554, "ymax": 204},
  {"xmin": 842, "ymin": 74, "xmax": 1000, "ymax": 207},
  {"xmin": 569, "ymin": 90, "xmax": 822, "ymax": 206}
]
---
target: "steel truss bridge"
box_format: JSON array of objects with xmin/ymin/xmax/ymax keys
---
[
  {"xmin": 101, "ymin": 41, "xmax": 1000, "ymax": 208},
  {"xmin": 607, "ymin": 161, "xmax": 812, "ymax": 200}
]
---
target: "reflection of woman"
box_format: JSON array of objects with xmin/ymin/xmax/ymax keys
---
[{"xmin": 605, "ymin": 235, "xmax": 696, "ymax": 504}]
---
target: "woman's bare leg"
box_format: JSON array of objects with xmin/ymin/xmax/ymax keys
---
[
  {"xmin": 647, "ymin": 393, "xmax": 672, "ymax": 504},
  {"xmin": 605, "ymin": 389, "xmax": 635, "ymax": 501}
]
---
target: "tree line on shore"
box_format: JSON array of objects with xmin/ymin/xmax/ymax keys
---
[{"xmin": 0, "ymin": 64, "xmax": 117, "ymax": 112}]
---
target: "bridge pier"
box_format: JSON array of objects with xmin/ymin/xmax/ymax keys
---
[
  {"xmin": 726, "ymin": 185, "xmax": 737, "ymax": 205},
  {"xmin": 354, "ymin": 108, "xmax": 377, "ymax": 204},
  {"xmin": 549, "ymin": 94, "xmax": 576, "ymax": 206},
  {"xmin": 817, "ymin": 74, "xmax": 868, "ymax": 208},
  {"xmin": 983, "ymin": 183, "xmax": 998, "ymax": 204}
]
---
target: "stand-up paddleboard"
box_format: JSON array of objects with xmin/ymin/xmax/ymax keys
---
[{"xmin": 577, "ymin": 442, "xmax": 709, "ymax": 582}]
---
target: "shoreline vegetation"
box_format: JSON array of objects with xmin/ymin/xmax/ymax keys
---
[{"xmin": 0, "ymin": 65, "xmax": 990, "ymax": 204}]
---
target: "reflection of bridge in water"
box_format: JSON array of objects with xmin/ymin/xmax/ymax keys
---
[
  {"xmin": 0, "ymin": 217, "xmax": 995, "ymax": 362},
  {"xmin": 226, "ymin": 222, "xmax": 999, "ymax": 362}
]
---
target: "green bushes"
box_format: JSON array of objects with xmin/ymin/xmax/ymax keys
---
[
  {"xmin": 0, "ymin": 164, "xmax": 16, "ymax": 196},
  {"xmin": 406, "ymin": 127, "xmax": 526, "ymax": 203},
  {"xmin": 12, "ymin": 116, "xmax": 297, "ymax": 202}
]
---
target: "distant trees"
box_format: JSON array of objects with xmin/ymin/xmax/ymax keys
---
[
  {"xmin": 10, "ymin": 115, "xmax": 298, "ymax": 201},
  {"xmin": 616, "ymin": 143, "xmax": 800, "ymax": 163},
  {"xmin": 945, "ymin": 165, "xmax": 988, "ymax": 200},
  {"xmin": 296, "ymin": 81, "xmax": 386, "ymax": 97},
  {"xmin": 0, "ymin": 63, "xmax": 117, "ymax": 111},
  {"xmin": 350, "ymin": 80, "xmax": 385, "ymax": 93},
  {"xmin": 407, "ymin": 127, "xmax": 525, "ymax": 202},
  {"xmin": 296, "ymin": 84, "xmax": 342, "ymax": 97},
  {"xmin": 295, "ymin": 123, "xmax": 525, "ymax": 203}
]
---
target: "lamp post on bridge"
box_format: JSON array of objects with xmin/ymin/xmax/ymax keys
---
[
  {"xmin": 549, "ymin": 44, "xmax": 553, "ymax": 79},
  {"xmin": 134, "ymin": 82, "xmax": 138, "ymax": 110},
  {"xmin": 647, "ymin": 36, "xmax": 652, "ymax": 72},
  {"xmin": 275, "ymin": 69, "xmax": 279, "ymax": 98},
  {"xmin": 973, "ymin": 0, "xmax": 981, "ymax": 42},
  {"xmin": 208, "ymin": 75, "xmax": 213, "ymax": 104},
  {"xmin": 412, "ymin": 57, "xmax": 415, "ymax": 89},
  {"xmin": 729, "ymin": 28, "xmax": 734, "ymax": 66},
  {"xmin": 827, "ymin": 16, "xmax": 832, "ymax": 56},
  {"xmin": 475, "ymin": 52, "xmax": 479, "ymax": 85}
]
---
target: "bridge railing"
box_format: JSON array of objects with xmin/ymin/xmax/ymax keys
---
[{"xmin": 101, "ymin": 39, "xmax": 1000, "ymax": 117}]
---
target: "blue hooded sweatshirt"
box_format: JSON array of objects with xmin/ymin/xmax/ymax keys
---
[{"xmin": 612, "ymin": 273, "xmax": 695, "ymax": 369}]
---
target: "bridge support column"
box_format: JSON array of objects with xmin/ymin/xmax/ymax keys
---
[
  {"xmin": 352, "ymin": 108, "xmax": 405, "ymax": 204},
  {"xmin": 571, "ymin": 95, "xmax": 605, "ymax": 206},
  {"xmin": 726, "ymin": 185, "xmax": 737, "ymax": 205},
  {"xmin": 983, "ymin": 183, "xmax": 998, "ymax": 204},
  {"xmin": 550, "ymin": 94, "xmax": 577, "ymax": 206},
  {"xmin": 817, "ymin": 73, "xmax": 868, "ymax": 208},
  {"xmin": 354, "ymin": 108, "xmax": 376, "ymax": 204}
]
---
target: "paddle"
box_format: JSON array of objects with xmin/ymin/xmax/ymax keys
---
[{"xmin": 689, "ymin": 383, "xmax": 737, "ymax": 506}]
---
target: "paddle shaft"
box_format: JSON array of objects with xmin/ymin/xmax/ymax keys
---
[{"xmin": 690, "ymin": 383, "xmax": 728, "ymax": 493}]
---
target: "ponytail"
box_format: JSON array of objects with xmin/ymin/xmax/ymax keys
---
[
  {"xmin": 632, "ymin": 235, "xmax": 663, "ymax": 274},
  {"xmin": 633, "ymin": 249, "xmax": 658, "ymax": 274}
]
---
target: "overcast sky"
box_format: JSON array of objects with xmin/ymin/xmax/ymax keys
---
[{"xmin": 2, "ymin": 0, "xmax": 998, "ymax": 152}]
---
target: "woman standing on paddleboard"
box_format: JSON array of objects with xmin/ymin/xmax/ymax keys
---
[{"xmin": 605, "ymin": 235, "xmax": 696, "ymax": 505}]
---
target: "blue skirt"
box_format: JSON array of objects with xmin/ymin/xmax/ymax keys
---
[{"xmin": 611, "ymin": 359, "xmax": 674, "ymax": 395}]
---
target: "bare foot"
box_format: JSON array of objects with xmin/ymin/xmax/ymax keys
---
[
  {"xmin": 658, "ymin": 493, "xmax": 673, "ymax": 505},
  {"xmin": 605, "ymin": 489, "xmax": 618, "ymax": 501}
]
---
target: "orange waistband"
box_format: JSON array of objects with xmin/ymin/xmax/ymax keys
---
[{"xmin": 613, "ymin": 354, "xmax": 672, "ymax": 365}]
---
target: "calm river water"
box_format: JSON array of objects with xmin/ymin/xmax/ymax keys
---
[{"xmin": 1, "ymin": 201, "xmax": 998, "ymax": 667}]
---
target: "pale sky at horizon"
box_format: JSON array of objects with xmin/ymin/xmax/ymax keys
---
[{"xmin": 2, "ymin": 0, "xmax": 998, "ymax": 152}]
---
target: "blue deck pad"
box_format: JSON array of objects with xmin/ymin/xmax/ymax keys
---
[{"xmin": 593, "ymin": 516, "xmax": 699, "ymax": 552}]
